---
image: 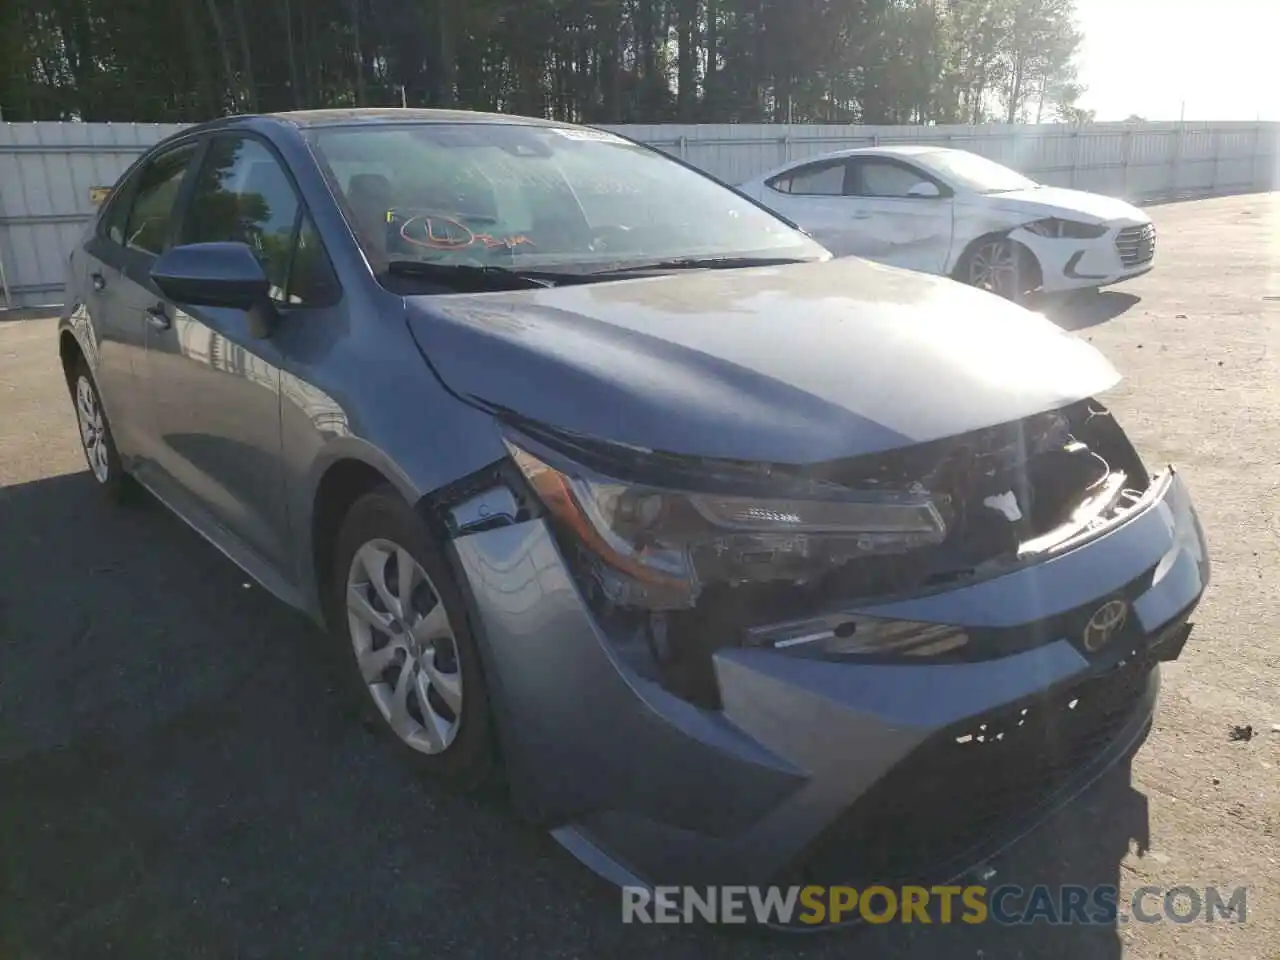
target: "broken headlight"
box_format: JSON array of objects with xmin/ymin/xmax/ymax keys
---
[{"xmin": 506, "ymin": 438, "xmax": 948, "ymax": 609}]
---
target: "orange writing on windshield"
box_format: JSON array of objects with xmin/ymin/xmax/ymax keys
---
[{"xmin": 395, "ymin": 212, "xmax": 535, "ymax": 252}]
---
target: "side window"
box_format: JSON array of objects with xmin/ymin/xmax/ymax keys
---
[
  {"xmin": 123, "ymin": 144, "xmax": 199, "ymax": 256},
  {"xmin": 851, "ymin": 160, "xmax": 934, "ymax": 199},
  {"xmin": 100, "ymin": 179, "xmax": 134, "ymax": 246},
  {"xmin": 285, "ymin": 213, "xmax": 341, "ymax": 306},
  {"xmin": 184, "ymin": 136, "xmax": 301, "ymax": 302},
  {"xmin": 768, "ymin": 160, "xmax": 848, "ymax": 197}
]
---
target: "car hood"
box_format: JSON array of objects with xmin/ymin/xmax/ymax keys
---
[
  {"xmin": 985, "ymin": 186, "xmax": 1149, "ymax": 224},
  {"xmin": 404, "ymin": 258, "xmax": 1121, "ymax": 465}
]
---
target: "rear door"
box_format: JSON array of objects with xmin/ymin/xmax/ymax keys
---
[
  {"xmin": 80, "ymin": 142, "xmax": 201, "ymax": 461},
  {"xmin": 113, "ymin": 140, "xmax": 205, "ymax": 465},
  {"xmin": 78, "ymin": 175, "xmax": 141, "ymax": 455},
  {"xmin": 755, "ymin": 158, "xmax": 867, "ymax": 256},
  {"xmin": 843, "ymin": 157, "xmax": 954, "ymax": 273}
]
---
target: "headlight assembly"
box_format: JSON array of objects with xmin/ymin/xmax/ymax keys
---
[
  {"xmin": 505, "ymin": 437, "xmax": 948, "ymax": 609},
  {"xmin": 1021, "ymin": 217, "xmax": 1109, "ymax": 240}
]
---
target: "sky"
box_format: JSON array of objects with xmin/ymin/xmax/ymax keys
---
[{"xmin": 1074, "ymin": 0, "xmax": 1276, "ymax": 121}]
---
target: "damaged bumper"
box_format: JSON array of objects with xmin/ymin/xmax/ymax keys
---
[
  {"xmin": 1016, "ymin": 222, "xmax": 1157, "ymax": 293},
  {"xmin": 448, "ymin": 467, "xmax": 1209, "ymax": 890}
]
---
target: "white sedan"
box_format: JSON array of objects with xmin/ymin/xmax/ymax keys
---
[{"xmin": 738, "ymin": 146, "xmax": 1156, "ymax": 300}]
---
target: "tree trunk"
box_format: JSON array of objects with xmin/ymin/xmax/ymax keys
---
[
  {"xmin": 676, "ymin": 0, "xmax": 698, "ymax": 120},
  {"xmin": 638, "ymin": 0, "xmax": 657, "ymax": 85},
  {"xmin": 971, "ymin": 56, "xmax": 993, "ymax": 125},
  {"xmin": 436, "ymin": 0, "xmax": 456, "ymax": 106},
  {"xmin": 703, "ymin": 0, "xmax": 718, "ymax": 118},
  {"xmin": 230, "ymin": 0, "xmax": 259, "ymax": 110},
  {"xmin": 600, "ymin": 4, "xmax": 621, "ymax": 120},
  {"xmin": 182, "ymin": 0, "xmax": 218, "ymax": 116},
  {"xmin": 51, "ymin": 0, "xmax": 93, "ymax": 117},
  {"xmin": 203, "ymin": 0, "xmax": 239, "ymax": 110},
  {"xmin": 348, "ymin": 0, "xmax": 366, "ymax": 105},
  {"xmin": 1005, "ymin": 53, "xmax": 1024, "ymax": 124},
  {"xmin": 574, "ymin": 29, "xmax": 590, "ymax": 121},
  {"xmin": 773, "ymin": 74, "xmax": 791, "ymax": 123},
  {"xmin": 280, "ymin": 0, "xmax": 301, "ymax": 107}
]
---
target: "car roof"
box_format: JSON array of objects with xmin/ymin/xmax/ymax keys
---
[
  {"xmin": 270, "ymin": 107, "xmax": 575, "ymax": 128},
  {"xmin": 800, "ymin": 144, "xmax": 954, "ymax": 162},
  {"xmin": 183, "ymin": 107, "xmax": 574, "ymax": 135},
  {"xmin": 855, "ymin": 144, "xmax": 946, "ymax": 156}
]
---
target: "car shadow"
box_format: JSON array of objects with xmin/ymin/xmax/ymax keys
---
[
  {"xmin": 0, "ymin": 468, "xmax": 1148, "ymax": 959},
  {"xmin": 1039, "ymin": 290, "xmax": 1141, "ymax": 332},
  {"xmin": 846, "ymin": 756, "xmax": 1149, "ymax": 959}
]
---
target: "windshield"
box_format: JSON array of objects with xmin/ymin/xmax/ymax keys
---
[
  {"xmin": 309, "ymin": 122, "xmax": 827, "ymax": 278},
  {"xmin": 917, "ymin": 150, "xmax": 1039, "ymax": 194}
]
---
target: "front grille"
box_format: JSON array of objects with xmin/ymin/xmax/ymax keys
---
[
  {"xmin": 781, "ymin": 653, "xmax": 1158, "ymax": 889},
  {"xmin": 1116, "ymin": 224, "xmax": 1156, "ymax": 267}
]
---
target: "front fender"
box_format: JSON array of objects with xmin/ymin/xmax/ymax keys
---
[
  {"xmin": 947, "ymin": 203, "xmax": 1038, "ymax": 276},
  {"xmin": 289, "ymin": 435, "xmax": 430, "ymax": 617}
]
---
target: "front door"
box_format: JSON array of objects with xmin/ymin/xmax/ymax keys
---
[
  {"xmin": 144, "ymin": 134, "xmax": 301, "ymax": 569},
  {"xmin": 844, "ymin": 158, "xmax": 954, "ymax": 273}
]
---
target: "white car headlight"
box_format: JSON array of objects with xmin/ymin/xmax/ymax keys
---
[{"xmin": 1022, "ymin": 217, "xmax": 1109, "ymax": 240}]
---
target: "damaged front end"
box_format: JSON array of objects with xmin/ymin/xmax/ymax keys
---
[
  {"xmin": 432, "ymin": 393, "xmax": 1208, "ymax": 891},
  {"xmin": 498, "ymin": 398, "xmax": 1153, "ymax": 708}
]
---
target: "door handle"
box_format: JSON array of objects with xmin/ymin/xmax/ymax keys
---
[
  {"xmin": 145, "ymin": 304, "xmax": 171, "ymax": 331},
  {"xmin": 852, "ymin": 211, "xmax": 872, "ymax": 220},
  {"xmin": 91, "ymin": 272, "xmax": 107, "ymax": 292}
]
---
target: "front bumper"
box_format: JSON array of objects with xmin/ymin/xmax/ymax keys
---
[
  {"xmin": 1016, "ymin": 220, "xmax": 1157, "ymax": 293},
  {"xmin": 449, "ymin": 468, "xmax": 1209, "ymax": 890}
]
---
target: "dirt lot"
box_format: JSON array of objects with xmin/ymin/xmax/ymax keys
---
[{"xmin": 2, "ymin": 193, "xmax": 1278, "ymax": 959}]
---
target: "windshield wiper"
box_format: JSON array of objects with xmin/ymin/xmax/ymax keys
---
[
  {"xmin": 386, "ymin": 259, "xmax": 571, "ymax": 290},
  {"xmin": 386, "ymin": 255, "xmax": 817, "ymax": 290},
  {"xmin": 586, "ymin": 255, "xmax": 817, "ymax": 277}
]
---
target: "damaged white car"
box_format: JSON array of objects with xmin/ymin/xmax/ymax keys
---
[{"xmin": 738, "ymin": 145, "xmax": 1156, "ymax": 301}]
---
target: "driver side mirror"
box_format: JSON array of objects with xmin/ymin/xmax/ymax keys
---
[
  {"xmin": 906, "ymin": 181, "xmax": 942, "ymax": 199},
  {"xmin": 151, "ymin": 242, "xmax": 277, "ymax": 338}
]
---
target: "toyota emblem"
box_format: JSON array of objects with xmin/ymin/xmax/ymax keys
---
[{"xmin": 1082, "ymin": 599, "xmax": 1129, "ymax": 652}]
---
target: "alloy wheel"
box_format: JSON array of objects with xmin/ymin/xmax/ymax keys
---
[
  {"xmin": 345, "ymin": 538, "xmax": 464, "ymax": 755},
  {"xmin": 968, "ymin": 239, "xmax": 1020, "ymax": 298},
  {"xmin": 75, "ymin": 375, "xmax": 111, "ymax": 484}
]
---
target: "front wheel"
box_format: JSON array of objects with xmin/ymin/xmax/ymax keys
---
[
  {"xmin": 962, "ymin": 238, "xmax": 1039, "ymax": 303},
  {"xmin": 329, "ymin": 486, "xmax": 495, "ymax": 788}
]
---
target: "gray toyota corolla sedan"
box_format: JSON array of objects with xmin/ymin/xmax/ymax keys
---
[{"xmin": 59, "ymin": 109, "xmax": 1209, "ymax": 897}]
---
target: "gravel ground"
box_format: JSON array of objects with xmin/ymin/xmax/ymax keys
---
[{"xmin": 2, "ymin": 193, "xmax": 1278, "ymax": 959}]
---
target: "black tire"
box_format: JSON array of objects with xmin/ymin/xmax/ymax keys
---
[
  {"xmin": 959, "ymin": 237, "xmax": 1040, "ymax": 304},
  {"xmin": 328, "ymin": 484, "xmax": 496, "ymax": 789},
  {"xmin": 69, "ymin": 357, "xmax": 137, "ymax": 504}
]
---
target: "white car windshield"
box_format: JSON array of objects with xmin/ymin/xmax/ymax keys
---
[
  {"xmin": 309, "ymin": 122, "xmax": 826, "ymax": 272},
  {"xmin": 917, "ymin": 150, "xmax": 1040, "ymax": 194}
]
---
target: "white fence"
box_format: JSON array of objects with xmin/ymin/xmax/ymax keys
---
[
  {"xmin": 1, "ymin": 123, "xmax": 188, "ymax": 308},
  {"xmin": 2, "ymin": 119, "xmax": 1276, "ymax": 308}
]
